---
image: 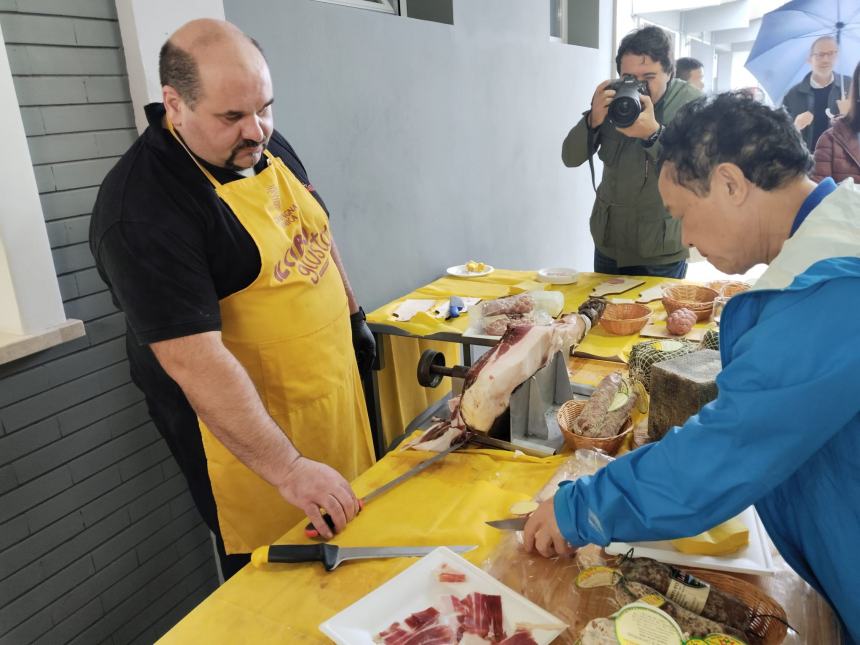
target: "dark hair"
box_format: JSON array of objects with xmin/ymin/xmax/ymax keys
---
[
  {"xmin": 846, "ymin": 60, "xmax": 860, "ymax": 132},
  {"xmin": 158, "ymin": 36, "xmax": 266, "ymax": 108},
  {"xmin": 659, "ymin": 92, "xmax": 813, "ymax": 195},
  {"xmin": 675, "ymin": 57, "xmax": 703, "ymax": 80},
  {"xmin": 159, "ymin": 41, "xmax": 202, "ymax": 106},
  {"xmin": 616, "ymin": 25, "xmax": 674, "ymax": 76}
]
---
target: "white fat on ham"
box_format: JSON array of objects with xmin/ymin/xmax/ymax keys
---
[
  {"xmin": 405, "ymin": 423, "xmax": 466, "ymax": 452},
  {"xmin": 459, "ymin": 322, "xmax": 584, "ymax": 433}
]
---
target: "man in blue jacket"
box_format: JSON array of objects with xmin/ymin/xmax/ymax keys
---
[{"xmin": 525, "ymin": 92, "xmax": 860, "ymax": 642}]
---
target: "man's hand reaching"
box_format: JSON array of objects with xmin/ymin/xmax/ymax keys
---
[{"xmin": 522, "ymin": 497, "xmax": 577, "ymax": 559}]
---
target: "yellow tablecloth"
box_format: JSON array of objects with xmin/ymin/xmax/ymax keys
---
[
  {"xmin": 158, "ymin": 446, "xmax": 567, "ymax": 644},
  {"xmin": 366, "ymin": 270, "xmax": 705, "ymax": 442}
]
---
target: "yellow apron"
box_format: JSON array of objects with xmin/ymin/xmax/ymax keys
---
[{"xmin": 169, "ymin": 124, "xmax": 376, "ymax": 554}]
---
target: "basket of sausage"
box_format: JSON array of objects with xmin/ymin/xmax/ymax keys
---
[
  {"xmin": 557, "ymin": 372, "xmax": 637, "ymax": 455},
  {"xmin": 602, "ymin": 556, "xmax": 788, "ymax": 645}
]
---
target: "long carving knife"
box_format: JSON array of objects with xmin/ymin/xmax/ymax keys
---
[
  {"xmin": 251, "ymin": 543, "xmax": 477, "ymax": 571},
  {"xmin": 305, "ymin": 438, "xmax": 467, "ymax": 538}
]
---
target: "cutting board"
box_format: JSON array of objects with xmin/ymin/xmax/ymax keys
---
[
  {"xmin": 635, "ymin": 282, "xmax": 673, "ymax": 303},
  {"xmin": 640, "ymin": 322, "xmax": 708, "ymax": 342},
  {"xmin": 591, "ymin": 278, "xmax": 646, "ymax": 297}
]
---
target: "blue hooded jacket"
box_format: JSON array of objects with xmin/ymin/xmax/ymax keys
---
[{"xmin": 555, "ymin": 182, "xmax": 860, "ymax": 643}]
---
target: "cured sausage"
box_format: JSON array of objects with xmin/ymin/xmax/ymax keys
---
[
  {"xmin": 615, "ymin": 580, "xmax": 754, "ymax": 642},
  {"xmin": 574, "ymin": 373, "xmax": 636, "ymax": 438},
  {"xmin": 618, "ymin": 557, "xmax": 752, "ymax": 633}
]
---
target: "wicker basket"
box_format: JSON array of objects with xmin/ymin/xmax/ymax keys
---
[
  {"xmin": 557, "ymin": 400, "xmax": 633, "ymax": 455},
  {"xmin": 599, "ymin": 303, "xmax": 651, "ymax": 336},
  {"xmin": 662, "ymin": 285, "xmax": 718, "ymax": 322},
  {"xmin": 688, "ymin": 567, "xmax": 788, "ymax": 645},
  {"xmin": 705, "ymin": 280, "xmax": 751, "ymax": 298}
]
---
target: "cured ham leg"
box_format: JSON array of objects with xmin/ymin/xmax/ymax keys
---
[{"xmin": 459, "ymin": 298, "xmax": 604, "ymax": 433}]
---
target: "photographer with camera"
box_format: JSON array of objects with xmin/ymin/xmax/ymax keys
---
[{"xmin": 562, "ymin": 26, "xmax": 701, "ymax": 277}]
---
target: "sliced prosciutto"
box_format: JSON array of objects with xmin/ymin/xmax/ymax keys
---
[
  {"xmin": 451, "ymin": 593, "xmax": 506, "ymax": 643},
  {"xmin": 437, "ymin": 563, "xmax": 467, "ymax": 583},
  {"xmin": 405, "ymin": 607, "xmax": 441, "ymax": 630},
  {"xmin": 377, "ymin": 620, "xmax": 453, "ymax": 645}
]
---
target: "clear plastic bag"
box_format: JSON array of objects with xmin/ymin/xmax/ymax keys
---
[{"xmin": 475, "ymin": 291, "xmax": 562, "ymax": 335}]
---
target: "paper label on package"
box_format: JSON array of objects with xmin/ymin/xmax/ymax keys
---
[
  {"xmin": 391, "ymin": 299, "xmax": 436, "ymax": 321},
  {"xmin": 575, "ymin": 566, "xmax": 622, "ymax": 588},
  {"xmin": 665, "ymin": 567, "xmax": 710, "ymax": 614},
  {"xmin": 613, "ymin": 604, "xmax": 683, "ymax": 645}
]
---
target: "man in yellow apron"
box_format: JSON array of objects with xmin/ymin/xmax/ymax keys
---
[{"xmin": 90, "ymin": 18, "xmax": 376, "ymax": 578}]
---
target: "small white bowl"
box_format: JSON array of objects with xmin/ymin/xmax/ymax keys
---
[{"xmin": 536, "ymin": 267, "xmax": 579, "ymax": 285}]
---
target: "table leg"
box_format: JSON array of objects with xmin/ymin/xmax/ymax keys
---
[{"xmin": 363, "ymin": 332, "xmax": 386, "ymax": 459}]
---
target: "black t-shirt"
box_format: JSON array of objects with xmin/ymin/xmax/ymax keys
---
[
  {"xmin": 812, "ymin": 85, "xmax": 832, "ymax": 150},
  {"xmin": 90, "ymin": 102, "xmax": 329, "ymax": 345}
]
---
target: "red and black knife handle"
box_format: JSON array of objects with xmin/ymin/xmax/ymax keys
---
[{"xmin": 304, "ymin": 499, "xmax": 365, "ymax": 539}]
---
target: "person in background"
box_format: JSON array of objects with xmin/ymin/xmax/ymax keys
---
[
  {"xmin": 783, "ymin": 35, "xmax": 851, "ymax": 151},
  {"xmin": 813, "ymin": 60, "xmax": 860, "ymax": 183},
  {"xmin": 90, "ymin": 19, "xmax": 376, "ymax": 578},
  {"xmin": 527, "ymin": 92, "xmax": 860, "ymax": 643},
  {"xmin": 562, "ymin": 26, "xmax": 701, "ymax": 278},
  {"xmin": 675, "ymin": 56, "xmax": 704, "ymax": 90}
]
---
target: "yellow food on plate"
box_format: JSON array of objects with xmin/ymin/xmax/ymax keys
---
[
  {"xmin": 509, "ymin": 500, "xmax": 539, "ymax": 516},
  {"xmin": 465, "ymin": 260, "xmax": 486, "ymax": 273},
  {"xmin": 671, "ymin": 516, "xmax": 749, "ymax": 556}
]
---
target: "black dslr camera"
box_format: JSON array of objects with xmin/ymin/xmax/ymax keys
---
[{"xmin": 607, "ymin": 74, "xmax": 650, "ymax": 128}]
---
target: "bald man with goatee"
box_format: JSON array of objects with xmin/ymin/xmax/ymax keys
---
[{"xmin": 90, "ymin": 19, "xmax": 376, "ymax": 579}]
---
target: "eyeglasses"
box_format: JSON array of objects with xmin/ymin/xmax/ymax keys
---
[{"xmin": 812, "ymin": 50, "xmax": 838, "ymax": 59}]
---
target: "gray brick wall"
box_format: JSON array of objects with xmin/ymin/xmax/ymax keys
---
[{"xmin": 0, "ymin": 3, "xmax": 218, "ymax": 643}]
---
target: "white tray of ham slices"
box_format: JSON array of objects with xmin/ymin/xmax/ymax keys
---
[{"xmin": 319, "ymin": 547, "xmax": 567, "ymax": 644}]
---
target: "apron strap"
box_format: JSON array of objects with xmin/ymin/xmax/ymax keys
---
[
  {"xmin": 166, "ymin": 120, "xmax": 275, "ymax": 188},
  {"xmin": 166, "ymin": 119, "xmax": 223, "ymax": 188}
]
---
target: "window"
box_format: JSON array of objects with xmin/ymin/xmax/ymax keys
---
[
  {"xmin": 550, "ymin": 0, "xmax": 565, "ymax": 41},
  {"xmin": 551, "ymin": 0, "xmax": 600, "ymax": 49},
  {"xmin": 311, "ymin": 0, "xmax": 399, "ymax": 13}
]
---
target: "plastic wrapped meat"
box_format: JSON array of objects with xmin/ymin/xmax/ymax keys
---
[{"xmin": 481, "ymin": 294, "xmax": 535, "ymax": 317}]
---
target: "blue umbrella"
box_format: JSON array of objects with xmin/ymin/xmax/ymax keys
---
[{"xmin": 745, "ymin": 0, "xmax": 860, "ymax": 103}]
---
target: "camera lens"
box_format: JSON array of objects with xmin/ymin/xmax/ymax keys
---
[{"xmin": 608, "ymin": 96, "xmax": 640, "ymax": 128}]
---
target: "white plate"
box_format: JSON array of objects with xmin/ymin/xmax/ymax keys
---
[
  {"xmin": 447, "ymin": 264, "xmax": 494, "ymax": 278},
  {"xmin": 536, "ymin": 267, "xmax": 579, "ymax": 285},
  {"xmin": 605, "ymin": 506, "xmax": 776, "ymax": 576},
  {"xmin": 319, "ymin": 547, "xmax": 567, "ymax": 644}
]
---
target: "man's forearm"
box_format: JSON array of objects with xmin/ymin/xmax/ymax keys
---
[
  {"xmin": 331, "ymin": 238, "xmax": 358, "ymax": 314},
  {"xmin": 561, "ymin": 114, "xmax": 596, "ymax": 168},
  {"xmin": 151, "ymin": 332, "xmax": 300, "ymax": 488}
]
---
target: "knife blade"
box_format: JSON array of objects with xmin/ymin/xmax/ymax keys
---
[
  {"xmin": 251, "ymin": 544, "xmax": 476, "ymax": 571},
  {"xmin": 305, "ymin": 439, "xmax": 468, "ymax": 538},
  {"xmin": 485, "ymin": 517, "xmax": 528, "ymax": 531},
  {"xmin": 466, "ymin": 433, "xmax": 551, "ymax": 457}
]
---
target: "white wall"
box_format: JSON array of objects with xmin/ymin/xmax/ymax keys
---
[
  {"xmin": 116, "ymin": 0, "xmax": 225, "ymax": 133},
  {"xmin": 0, "ymin": 24, "xmax": 67, "ymax": 334},
  {"xmin": 223, "ymin": 0, "xmax": 614, "ymax": 308}
]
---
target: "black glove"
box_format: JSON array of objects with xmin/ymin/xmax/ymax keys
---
[{"xmin": 350, "ymin": 307, "xmax": 376, "ymax": 376}]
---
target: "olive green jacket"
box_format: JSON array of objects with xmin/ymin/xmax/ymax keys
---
[{"xmin": 562, "ymin": 79, "xmax": 701, "ymax": 268}]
